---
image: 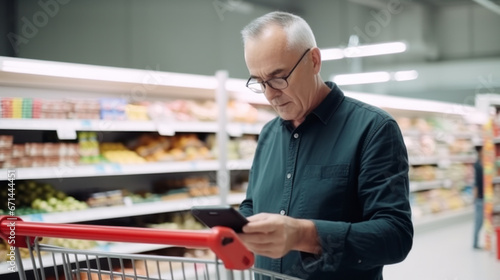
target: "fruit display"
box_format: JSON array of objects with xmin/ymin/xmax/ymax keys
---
[{"xmin": 0, "ymin": 181, "xmax": 87, "ymax": 214}]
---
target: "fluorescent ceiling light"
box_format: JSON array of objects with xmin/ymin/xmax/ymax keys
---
[
  {"xmin": 333, "ymin": 71, "xmax": 391, "ymax": 85},
  {"xmin": 321, "ymin": 41, "xmax": 407, "ymax": 61},
  {"xmin": 393, "ymin": 70, "xmax": 418, "ymax": 81},
  {"xmin": 320, "ymin": 48, "xmax": 344, "ymax": 60},
  {"xmin": 344, "ymin": 42, "xmax": 406, "ymax": 58},
  {"xmin": 332, "ymin": 70, "xmax": 418, "ymax": 86}
]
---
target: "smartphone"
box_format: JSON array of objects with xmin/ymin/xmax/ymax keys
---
[{"xmin": 191, "ymin": 205, "xmax": 249, "ymax": 233}]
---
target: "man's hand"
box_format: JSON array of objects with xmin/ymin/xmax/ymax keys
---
[{"xmin": 237, "ymin": 213, "xmax": 320, "ymax": 259}]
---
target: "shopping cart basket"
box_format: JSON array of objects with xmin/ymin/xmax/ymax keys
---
[{"xmin": 0, "ymin": 215, "xmax": 302, "ymax": 280}]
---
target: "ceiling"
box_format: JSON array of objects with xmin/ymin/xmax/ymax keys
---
[{"xmin": 242, "ymin": 0, "xmax": 500, "ymax": 104}]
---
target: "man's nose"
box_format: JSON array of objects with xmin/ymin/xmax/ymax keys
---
[{"xmin": 264, "ymin": 85, "xmax": 281, "ymax": 99}]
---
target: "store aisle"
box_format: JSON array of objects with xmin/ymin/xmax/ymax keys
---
[{"xmin": 384, "ymin": 218, "xmax": 500, "ymax": 280}]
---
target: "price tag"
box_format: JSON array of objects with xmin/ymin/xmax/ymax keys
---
[
  {"xmin": 157, "ymin": 124, "xmax": 175, "ymax": 136},
  {"xmin": 28, "ymin": 213, "xmax": 44, "ymax": 222},
  {"xmin": 437, "ymin": 159, "xmax": 451, "ymax": 169},
  {"xmin": 57, "ymin": 129, "xmax": 77, "ymax": 140},
  {"xmin": 227, "ymin": 124, "xmax": 243, "ymax": 137},
  {"xmin": 111, "ymin": 164, "xmax": 122, "ymax": 173},
  {"xmin": 80, "ymin": 119, "xmax": 92, "ymax": 129},
  {"xmin": 94, "ymin": 164, "xmax": 106, "ymax": 173}
]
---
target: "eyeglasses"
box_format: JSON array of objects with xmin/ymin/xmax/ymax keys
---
[{"xmin": 246, "ymin": 48, "xmax": 311, "ymax": 94}]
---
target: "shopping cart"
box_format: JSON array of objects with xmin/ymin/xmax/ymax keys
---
[{"xmin": 0, "ymin": 215, "xmax": 303, "ymax": 280}]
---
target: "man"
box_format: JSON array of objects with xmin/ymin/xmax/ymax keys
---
[{"xmin": 237, "ymin": 11, "xmax": 413, "ymax": 279}]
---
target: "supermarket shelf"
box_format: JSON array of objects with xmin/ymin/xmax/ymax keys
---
[
  {"xmin": 19, "ymin": 193, "xmax": 246, "ymax": 223},
  {"xmin": 403, "ymin": 130, "xmax": 475, "ymax": 139},
  {"xmin": 0, "ymin": 159, "xmax": 253, "ymax": 180},
  {"xmin": 410, "ymin": 180, "xmax": 446, "ymax": 192},
  {"xmin": 0, "ymin": 119, "xmax": 264, "ymax": 138},
  {"xmin": 413, "ymin": 205, "xmax": 474, "ymax": 232},
  {"xmin": 493, "ymin": 177, "xmax": 500, "ymax": 184},
  {"xmin": 0, "ymin": 242, "xmax": 174, "ymax": 275},
  {"xmin": 95, "ymin": 242, "xmax": 173, "ymax": 254},
  {"xmin": 409, "ymin": 155, "xmax": 476, "ymax": 165},
  {"xmin": 0, "ymin": 118, "xmax": 156, "ymax": 132}
]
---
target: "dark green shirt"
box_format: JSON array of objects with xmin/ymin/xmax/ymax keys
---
[{"xmin": 240, "ymin": 82, "xmax": 413, "ymax": 280}]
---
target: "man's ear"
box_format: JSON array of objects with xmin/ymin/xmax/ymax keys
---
[{"xmin": 310, "ymin": 47, "xmax": 322, "ymax": 74}]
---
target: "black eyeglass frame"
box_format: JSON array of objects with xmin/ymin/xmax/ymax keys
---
[{"xmin": 246, "ymin": 48, "xmax": 311, "ymax": 93}]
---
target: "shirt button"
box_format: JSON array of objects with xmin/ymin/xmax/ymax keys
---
[
  {"xmin": 293, "ymin": 133, "xmax": 299, "ymax": 139},
  {"xmin": 280, "ymin": 210, "xmax": 286, "ymax": 215},
  {"xmin": 286, "ymin": 173, "xmax": 292, "ymax": 179}
]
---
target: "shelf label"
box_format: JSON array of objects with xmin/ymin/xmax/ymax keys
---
[
  {"xmin": 111, "ymin": 164, "xmax": 122, "ymax": 173},
  {"xmin": 28, "ymin": 213, "xmax": 44, "ymax": 222},
  {"xmin": 80, "ymin": 120, "xmax": 92, "ymax": 129},
  {"xmin": 56, "ymin": 129, "xmax": 77, "ymax": 140},
  {"xmin": 157, "ymin": 124, "xmax": 176, "ymax": 136},
  {"xmin": 227, "ymin": 125, "xmax": 243, "ymax": 137},
  {"xmin": 94, "ymin": 164, "xmax": 106, "ymax": 173}
]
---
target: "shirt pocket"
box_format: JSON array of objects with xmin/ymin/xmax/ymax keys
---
[{"xmin": 297, "ymin": 164, "xmax": 350, "ymax": 219}]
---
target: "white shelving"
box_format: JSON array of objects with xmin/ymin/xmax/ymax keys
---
[
  {"xmin": 0, "ymin": 118, "xmax": 264, "ymax": 138},
  {"xmin": 410, "ymin": 180, "xmax": 448, "ymax": 192},
  {"xmin": 409, "ymin": 155, "xmax": 476, "ymax": 166},
  {"xmin": 19, "ymin": 193, "xmax": 246, "ymax": 223},
  {"xmin": 0, "ymin": 155, "xmax": 474, "ymax": 181},
  {"xmin": 0, "ymin": 160, "xmax": 253, "ymax": 180}
]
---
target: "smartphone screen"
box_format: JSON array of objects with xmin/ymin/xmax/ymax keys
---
[{"xmin": 191, "ymin": 205, "xmax": 249, "ymax": 233}]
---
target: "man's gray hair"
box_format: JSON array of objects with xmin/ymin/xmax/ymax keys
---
[{"xmin": 241, "ymin": 11, "xmax": 317, "ymax": 50}]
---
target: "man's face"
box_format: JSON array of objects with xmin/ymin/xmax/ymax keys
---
[{"xmin": 244, "ymin": 26, "xmax": 315, "ymax": 126}]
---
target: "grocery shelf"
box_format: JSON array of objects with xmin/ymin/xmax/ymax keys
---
[
  {"xmin": 0, "ymin": 159, "xmax": 253, "ymax": 180},
  {"xmin": 493, "ymin": 177, "xmax": 500, "ymax": 184},
  {"xmin": 410, "ymin": 180, "xmax": 446, "ymax": 192},
  {"xmin": 409, "ymin": 155, "xmax": 476, "ymax": 166},
  {"xmin": 402, "ymin": 129, "xmax": 475, "ymax": 139},
  {"xmin": 0, "ymin": 242, "xmax": 174, "ymax": 275},
  {"xmin": 413, "ymin": 205, "xmax": 474, "ymax": 232},
  {"xmin": 95, "ymin": 242, "xmax": 174, "ymax": 254},
  {"xmin": 0, "ymin": 118, "xmax": 265, "ymax": 138},
  {"xmin": 19, "ymin": 193, "xmax": 246, "ymax": 223}
]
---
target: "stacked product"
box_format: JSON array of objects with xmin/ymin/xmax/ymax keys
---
[
  {"xmin": 100, "ymin": 98, "xmax": 128, "ymax": 120},
  {"xmin": 1, "ymin": 97, "xmax": 37, "ymax": 118},
  {"xmin": 0, "ymin": 135, "xmax": 79, "ymax": 168}
]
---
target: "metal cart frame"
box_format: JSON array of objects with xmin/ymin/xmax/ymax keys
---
[{"xmin": 0, "ymin": 215, "xmax": 302, "ymax": 280}]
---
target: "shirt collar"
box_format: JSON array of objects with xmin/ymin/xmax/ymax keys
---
[{"xmin": 280, "ymin": 81, "xmax": 344, "ymax": 127}]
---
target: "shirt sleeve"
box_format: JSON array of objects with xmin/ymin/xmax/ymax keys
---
[
  {"xmin": 239, "ymin": 162, "xmax": 255, "ymax": 218},
  {"xmin": 301, "ymin": 119, "xmax": 413, "ymax": 272}
]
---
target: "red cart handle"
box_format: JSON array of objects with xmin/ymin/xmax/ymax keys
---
[{"xmin": 0, "ymin": 215, "xmax": 254, "ymax": 270}]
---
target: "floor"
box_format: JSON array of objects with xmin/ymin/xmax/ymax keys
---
[{"xmin": 384, "ymin": 217, "xmax": 500, "ymax": 280}]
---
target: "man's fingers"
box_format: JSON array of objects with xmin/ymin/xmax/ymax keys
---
[{"xmin": 239, "ymin": 232, "xmax": 274, "ymax": 244}]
